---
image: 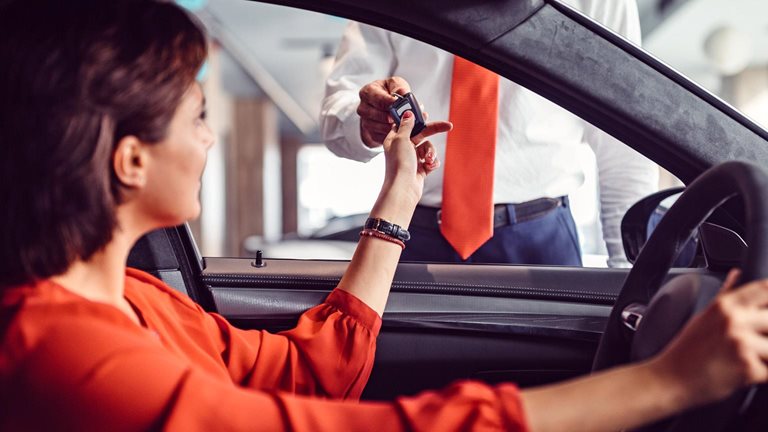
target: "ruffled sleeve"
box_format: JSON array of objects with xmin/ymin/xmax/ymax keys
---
[
  {"xmin": 123, "ymin": 268, "xmax": 381, "ymax": 400},
  {"xmin": 216, "ymin": 288, "xmax": 382, "ymax": 399}
]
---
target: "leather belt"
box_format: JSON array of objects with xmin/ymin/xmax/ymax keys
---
[{"xmin": 411, "ymin": 197, "xmax": 566, "ymax": 230}]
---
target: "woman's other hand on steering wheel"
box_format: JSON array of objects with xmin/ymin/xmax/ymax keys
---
[{"xmin": 650, "ymin": 269, "xmax": 768, "ymax": 408}]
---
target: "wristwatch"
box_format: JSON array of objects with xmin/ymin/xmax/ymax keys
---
[{"xmin": 364, "ymin": 217, "xmax": 411, "ymax": 242}]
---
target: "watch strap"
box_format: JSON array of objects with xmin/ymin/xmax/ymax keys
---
[{"xmin": 364, "ymin": 217, "xmax": 411, "ymax": 242}]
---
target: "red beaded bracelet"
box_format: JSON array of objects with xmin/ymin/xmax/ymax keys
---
[{"xmin": 359, "ymin": 228, "xmax": 406, "ymax": 250}]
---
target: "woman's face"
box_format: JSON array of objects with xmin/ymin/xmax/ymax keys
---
[{"xmin": 140, "ymin": 83, "xmax": 214, "ymax": 227}]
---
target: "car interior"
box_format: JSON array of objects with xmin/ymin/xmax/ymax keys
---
[{"xmin": 127, "ymin": 0, "xmax": 768, "ymax": 430}]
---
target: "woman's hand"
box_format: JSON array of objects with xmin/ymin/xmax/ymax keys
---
[
  {"xmin": 522, "ymin": 269, "xmax": 768, "ymax": 432},
  {"xmin": 340, "ymin": 111, "xmax": 451, "ymax": 316},
  {"xmin": 650, "ymin": 269, "xmax": 768, "ymax": 408},
  {"xmin": 380, "ymin": 110, "xmax": 452, "ymax": 208}
]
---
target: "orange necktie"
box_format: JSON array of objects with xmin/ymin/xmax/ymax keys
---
[{"xmin": 440, "ymin": 56, "xmax": 498, "ymax": 260}]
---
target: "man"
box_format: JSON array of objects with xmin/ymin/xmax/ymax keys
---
[{"xmin": 320, "ymin": 0, "xmax": 658, "ymax": 267}]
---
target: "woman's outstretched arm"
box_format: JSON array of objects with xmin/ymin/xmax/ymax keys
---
[{"xmin": 335, "ymin": 110, "xmax": 451, "ymax": 315}]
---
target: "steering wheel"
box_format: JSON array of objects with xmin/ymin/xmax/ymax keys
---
[{"xmin": 592, "ymin": 160, "xmax": 768, "ymax": 431}]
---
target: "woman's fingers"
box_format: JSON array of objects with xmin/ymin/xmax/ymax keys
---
[
  {"xmin": 412, "ymin": 120, "xmax": 452, "ymax": 146},
  {"xmin": 748, "ymin": 309, "xmax": 768, "ymax": 334},
  {"xmin": 721, "ymin": 269, "xmax": 742, "ymax": 292},
  {"xmin": 383, "ymin": 110, "xmax": 415, "ymax": 151},
  {"xmin": 713, "ymin": 277, "xmax": 768, "ymax": 385},
  {"xmin": 729, "ymin": 278, "xmax": 768, "ymax": 308},
  {"xmin": 381, "ymin": 112, "xmax": 446, "ymax": 177},
  {"xmin": 735, "ymin": 329, "xmax": 768, "ymax": 385},
  {"xmin": 416, "ymin": 140, "xmax": 440, "ymax": 174},
  {"xmin": 396, "ymin": 110, "xmax": 416, "ymax": 138}
]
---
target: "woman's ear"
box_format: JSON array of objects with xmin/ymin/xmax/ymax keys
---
[{"xmin": 113, "ymin": 135, "xmax": 149, "ymax": 189}]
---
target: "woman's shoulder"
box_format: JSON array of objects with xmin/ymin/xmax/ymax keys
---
[
  {"xmin": 124, "ymin": 267, "xmax": 203, "ymax": 314},
  {"xmin": 0, "ymin": 281, "xmax": 149, "ymax": 367},
  {"xmin": 1, "ymin": 280, "xmax": 135, "ymax": 327}
]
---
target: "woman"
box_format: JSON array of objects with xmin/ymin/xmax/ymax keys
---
[
  {"xmin": 0, "ymin": 0, "xmax": 445, "ymax": 419},
  {"xmin": 1, "ymin": 1, "xmax": 767, "ymax": 431}
]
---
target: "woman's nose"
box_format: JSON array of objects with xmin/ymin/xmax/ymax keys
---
[{"xmin": 202, "ymin": 122, "xmax": 215, "ymax": 150}]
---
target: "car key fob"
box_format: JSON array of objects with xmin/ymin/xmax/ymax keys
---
[{"xmin": 388, "ymin": 92, "xmax": 426, "ymax": 137}]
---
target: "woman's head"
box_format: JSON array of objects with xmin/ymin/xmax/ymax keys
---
[{"xmin": 0, "ymin": 0, "xmax": 209, "ymax": 287}]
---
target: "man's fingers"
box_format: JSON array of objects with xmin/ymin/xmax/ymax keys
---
[
  {"xmin": 412, "ymin": 121, "xmax": 453, "ymax": 144},
  {"xmin": 361, "ymin": 118, "xmax": 393, "ymax": 140},
  {"xmin": 357, "ymin": 102, "xmax": 393, "ymax": 124},
  {"xmin": 361, "ymin": 118, "xmax": 393, "ymax": 133},
  {"xmin": 386, "ymin": 76, "xmax": 412, "ymax": 96},
  {"xmin": 359, "ymin": 80, "xmax": 397, "ymax": 109},
  {"xmin": 373, "ymin": 132, "xmax": 390, "ymax": 144}
]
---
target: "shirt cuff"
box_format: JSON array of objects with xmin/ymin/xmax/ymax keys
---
[
  {"xmin": 325, "ymin": 289, "xmax": 383, "ymax": 335},
  {"xmin": 497, "ymin": 383, "xmax": 530, "ymax": 432}
]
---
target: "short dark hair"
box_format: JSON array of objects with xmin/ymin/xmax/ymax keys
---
[{"xmin": 0, "ymin": 0, "xmax": 207, "ymax": 287}]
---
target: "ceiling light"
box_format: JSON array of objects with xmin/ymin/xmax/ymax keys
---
[{"xmin": 703, "ymin": 25, "xmax": 753, "ymax": 76}]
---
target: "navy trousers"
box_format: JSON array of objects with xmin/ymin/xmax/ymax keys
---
[{"xmin": 401, "ymin": 200, "xmax": 583, "ymax": 265}]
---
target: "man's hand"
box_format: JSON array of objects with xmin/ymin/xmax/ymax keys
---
[
  {"xmin": 358, "ymin": 76, "xmax": 411, "ymax": 147},
  {"xmin": 358, "ymin": 76, "xmax": 450, "ymax": 151}
]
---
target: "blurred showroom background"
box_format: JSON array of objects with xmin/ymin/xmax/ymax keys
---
[{"xmin": 176, "ymin": 0, "xmax": 768, "ymax": 266}]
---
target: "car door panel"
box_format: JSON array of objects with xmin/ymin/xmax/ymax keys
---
[
  {"xmin": 203, "ymin": 257, "xmax": 613, "ymax": 398},
  {"xmin": 201, "ymin": 256, "xmax": 714, "ymax": 399}
]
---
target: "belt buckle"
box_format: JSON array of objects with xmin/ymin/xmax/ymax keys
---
[{"xmin": 436, "ymin": 209, "xmax": 442, "ymax": 225}]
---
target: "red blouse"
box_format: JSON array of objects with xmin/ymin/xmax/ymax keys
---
[{"xmin": 0, "ymin": 268, "xmax": 527, "ymax": 431}]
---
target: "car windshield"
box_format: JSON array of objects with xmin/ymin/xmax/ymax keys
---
[{"xmin": 182, "ymin": 0, "xmax": 768, "ymax": 268}]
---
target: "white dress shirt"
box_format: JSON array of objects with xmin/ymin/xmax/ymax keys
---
[{"xmin": 320, "ymin": 0, "xmax": 659, "ymax": 266}]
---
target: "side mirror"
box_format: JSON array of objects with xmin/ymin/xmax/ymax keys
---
[{"xmin": 621, "ymin": 187, "xmax": 687, "ymax": 264}]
